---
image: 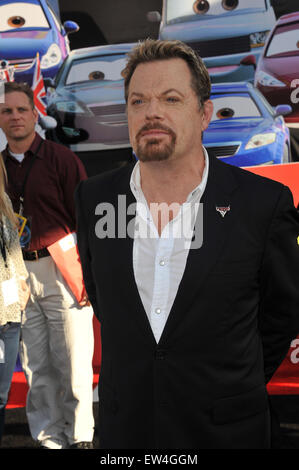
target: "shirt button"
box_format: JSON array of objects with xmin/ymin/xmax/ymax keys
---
[
  {"xmin": 155, "ymin": 308, "xmax": 161, "ymax": 315},
  {"xmin": 159, "ymin": 259, "xmax": 166, "ymax": 266}
]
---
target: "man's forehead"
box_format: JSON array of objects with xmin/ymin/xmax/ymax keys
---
[
  {"xmin": 0, "ymin": 92, "xmax": 32, "ymax": 107},
  {"xmin": 129, "ymin": 58, "xmax": 193, "ymax": 93}
]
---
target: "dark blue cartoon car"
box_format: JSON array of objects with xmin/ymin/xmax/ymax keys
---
[
  {"xmin": 0, "ymin": 0, "xmax": 79, "ymax": 85},
  {"xmin": 203, "ymin": 82, "xmax": 292, "ymax": 166}
]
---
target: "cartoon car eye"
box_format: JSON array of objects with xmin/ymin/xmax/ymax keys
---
[
  {"xmin": 7, "ymin": 16, "xmax": 26, "ymax": 28},
  {"xmin": 0, "ymin": 3, "xmax": 49, "ymax": 31},
  {"xmin": 216, "ymin": 107, "xmax": 235, "ymax": 119},
  {"xmin": 89, "ymin": 71, "xmax": 105, "ymax": 80},
  {"xmin": 193, "ymin": 0, "xmax": 210, "ymax": 15},
  {"xmin": 222, "ymin": 0, "xmax": 239, "ymax": 11},
  {"xmin": 212, "ymin": 96, "xmax": 260, "ymax": 121}
]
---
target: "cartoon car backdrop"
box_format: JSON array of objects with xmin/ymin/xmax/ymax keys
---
[
  {"xmin": 254, "ymin": 11, "xmax": 299, "ymax": 125},
  {"xmin": 151, "ymin": 0, "xmax": 276, "ymax": 83},
  {"xmin": 0, "ymin": 0, "xmax": 79, "ymax": 85}
]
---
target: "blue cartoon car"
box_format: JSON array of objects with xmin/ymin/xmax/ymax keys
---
[
  {"xmin": 0, "ymin": 0, "xmax": 79, "ymax": 85},
  {"xmin": 149, "ymin": 0, "xmax": 276, "ymax": 83},
  {"xmin": 203, "ymin": 82, "xmax": 291, "ymax": 166}
]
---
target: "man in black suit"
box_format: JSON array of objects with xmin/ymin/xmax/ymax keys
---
[{"xmin": 75, "ymin": 39, "xmax": 299, "ymax": 449}]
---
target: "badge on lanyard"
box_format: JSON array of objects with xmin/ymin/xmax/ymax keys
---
[
  {"xmin": 15, "ymin": 213, "xmax": 27, "ymax": 237},
  {"xmin": 1, "ymin": 277, "xmax": 19, "ymax": 307},
  {"xmin": 15, "ymin": 213, "xmax": 31, "ymax": 248}
]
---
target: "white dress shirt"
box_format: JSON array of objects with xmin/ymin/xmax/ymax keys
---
[{"xmin": 130, "ymin": 148, "xmax": 209, "ymax": 343}]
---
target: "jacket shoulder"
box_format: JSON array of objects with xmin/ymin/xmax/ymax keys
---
[
  {"xmin": 75, "ymin": 164, "xmax": 134, "ymax": 206},
  {"xmin": 216, "ymin": 158, "xmax": 288, "ymax": 203}
]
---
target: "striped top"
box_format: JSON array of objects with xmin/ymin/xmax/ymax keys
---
[{"xmin": 0, "ymin": 196, "xmax": 28, "ymax": 326}]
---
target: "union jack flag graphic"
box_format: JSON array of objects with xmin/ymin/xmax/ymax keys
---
[
  {"xmin": 32, "ymin": 53, "xmax": 47, "ymax": 116},
  {"xmin": 0, "ymin": 61, "xmax": 15, "ymax": 82}
]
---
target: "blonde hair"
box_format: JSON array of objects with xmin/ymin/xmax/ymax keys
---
[{"xmin": 0, "ymin": 153, "xmax": 17, "ymax": 226}]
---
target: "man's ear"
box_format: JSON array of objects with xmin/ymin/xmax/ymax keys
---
[
  {"xmin": 201, "ymin": 99, "xmax": 213, "ymax": 131},
  {"xmin": 33, "ymin": 107, "xmax": 39, "ymax": 124}
]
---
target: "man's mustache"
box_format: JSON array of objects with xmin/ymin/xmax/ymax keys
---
[{"xmin": 136, "ymin": 122, "xmax": 176, "ymax": 140}]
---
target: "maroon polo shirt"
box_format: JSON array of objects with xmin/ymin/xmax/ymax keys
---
[{"xmin": 3, "ymin": 133, "xmax": 87, "ymax": 252}]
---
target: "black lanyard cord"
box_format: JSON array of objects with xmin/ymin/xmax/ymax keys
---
[{"xmin": 0, "ymin": 221, "xmax": 8, "ymax": 268}]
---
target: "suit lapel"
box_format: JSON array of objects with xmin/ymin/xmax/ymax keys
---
[{"xmin": 158, "ymin": 155, "xmax": 241, "ymax": 345}]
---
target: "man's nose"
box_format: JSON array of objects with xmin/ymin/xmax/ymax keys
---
[
  {"xmin": 145, "ymin": 98, "xmax": 163, "ymax": 119},
  {"xmin": 11, "ymin": 110, "xmax": 21, "ymax": 119}
]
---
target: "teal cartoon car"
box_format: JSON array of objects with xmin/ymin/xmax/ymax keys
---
[{"xmin": 148, "ymin": 0, "xmax": 276, "ymax": 83}]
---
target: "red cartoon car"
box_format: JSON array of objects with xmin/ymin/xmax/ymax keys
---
[{"xmin": 254, "ymin": 12, "xmax": 299, "ymax": 125}]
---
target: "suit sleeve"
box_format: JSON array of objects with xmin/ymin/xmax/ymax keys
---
[
  {"xmin": 75, "ymin": 180, "xmax": 101, "ymax": 321},
  {"xmin": 259, "ymin": 185, "xmax": 299, "ymax": 383}
]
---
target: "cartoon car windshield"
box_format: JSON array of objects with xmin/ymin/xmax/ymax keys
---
[
  {"xmin": 65, "ymin": 55, "xmax": 127, "ymax": 85},
  {"xmin": 266, "ymin": 22, "xmax": 299, "ymax": 57},
  {"xmin": 211, "ymin": 94, "xmax": 261, "ymax": 121},
  {"xmin": 166, "ymin": 0, "xmax": 265, "ymax": 24},
  {"xmin": 0, "ymin": 1, "xmax": 49, "ymax": 31}
]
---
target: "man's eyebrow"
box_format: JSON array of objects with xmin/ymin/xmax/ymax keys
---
[
  {"xmin": 129, "ymin": 88, "xmax": 185, "ymax": 98},
  {"xmin": 129, "ymin": 91, "xmax": 144, "ymax": 98},
  {"xmin": 0, "ymin": 105, "xmax": 28, "ymax": 110},
  {"xmin": 162, "ymin": 88, "xmax": 185, "ymax": 97}
]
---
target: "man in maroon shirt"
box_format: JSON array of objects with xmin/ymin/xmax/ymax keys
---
[{"xmin": 0, "ymin": 82, "xmax": 94, "ymax": 449}]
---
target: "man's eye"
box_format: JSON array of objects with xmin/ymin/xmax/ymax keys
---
[
  {"xmin": 131, "ymin": 99, "xmax": 143, "ymax": 105},
  {"xmin": 166, "ymin": 96, "xmax": 179, "ymax": 103}
]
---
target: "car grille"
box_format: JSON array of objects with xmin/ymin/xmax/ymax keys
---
[
  {"xmin": 89, "ymin": 104, "xmax": 126, "ymax": 116},
  {"xmin": 206, "ymin": 145, "xmax": 240, "ymax": 158},
  {"xmin": 187, "ymin": 35, "xmax": 250, "ymax": 58},
  {"xmin": 8, "ymin": 58, "xmax": 34, "ymax": 72}
]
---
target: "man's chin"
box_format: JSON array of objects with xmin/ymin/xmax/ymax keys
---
[
  {"xmin": 136, "ymin": 143, "xmax": 174, "ymax": 162},
  {"xmin": 9, "ymin": 130, "xmax": 32, "ymax": 141},
  {"xmin": 138, "ymin": 152, "xmax": 171, "ymax": 162}
]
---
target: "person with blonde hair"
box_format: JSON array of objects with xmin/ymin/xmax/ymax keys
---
[{"xmin": 0, "ymin": 153, "xmax": 29, "ymax": 445}]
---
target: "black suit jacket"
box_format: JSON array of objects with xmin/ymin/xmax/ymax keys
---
[{"xmin": 75, "ymin": 152, "xmax": 299, "ymax": 449}]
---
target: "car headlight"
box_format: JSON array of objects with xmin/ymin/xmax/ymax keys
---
[
  {"xmin": 250, "ymin": 31, "xmax": 270, "ymax": 48},
  {"xmin": 56, "ymin": 101, "xmax": 86, "ymax": 113},
  {"xmin": 245, "ymin": 133, "xmax": 276, "ymax": 150},
  {"xmin": 256, "ymin": 71, "xmax": 286, "ymax": 88},
  {"xmin": 41, "ymin": 44, "xmax": 62, "ymax": 69}
]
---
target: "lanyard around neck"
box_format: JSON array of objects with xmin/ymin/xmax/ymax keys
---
[{"xmin": 13, "ymin": 139, "xmax": 44, "ymax": 216}]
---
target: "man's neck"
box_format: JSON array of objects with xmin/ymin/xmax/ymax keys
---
[
  {"xmin": 7, "ymin": 132, "xmax": 36, "ymax": 155},
  {"xmin": 139, "ymin": 150, "xmax": 205, "ymax": 207}
]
